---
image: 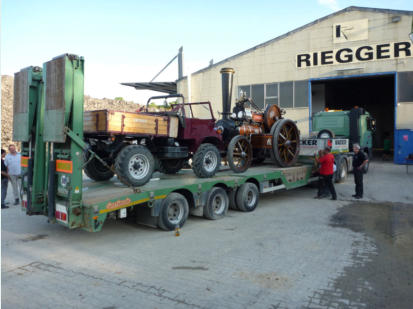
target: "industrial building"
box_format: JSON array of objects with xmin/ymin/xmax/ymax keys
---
[{"xmin": 176, "ymin": 6, "xmax": 413, "ymax": 163}]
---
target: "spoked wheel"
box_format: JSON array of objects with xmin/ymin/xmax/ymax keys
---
[
  {"xmin": 227, "ymin": 135, "xmax": 253, "ymax": 173},
  {"xmin": 271, "ymin": 119, "xmax": 300, "ymax": 167}
]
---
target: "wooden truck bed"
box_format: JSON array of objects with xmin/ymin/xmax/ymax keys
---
[{"xmin": 84, "ymin": 109, "xmax": 179, "ymax": 137}]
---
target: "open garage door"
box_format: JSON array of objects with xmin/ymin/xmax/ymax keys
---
[{"xmin": 311, "ymin": 73, "xmax": 395, "ymax": 158}]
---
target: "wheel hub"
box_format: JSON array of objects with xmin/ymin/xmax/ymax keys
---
[
  {"xmin": 128, "ymin": 154, "xmax": 150, "ymax": 180},
  {"xmin": 204, "ymin": 151, "xmax": 217, "ymax": 172}
]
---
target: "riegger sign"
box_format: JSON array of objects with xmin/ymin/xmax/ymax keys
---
[{"xmin": 296, "ymin": 41, "xmax": 412, "ymax": 68}]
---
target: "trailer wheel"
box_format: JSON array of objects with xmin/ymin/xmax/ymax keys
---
[
  {"xmin": 158, "ymin": 159, "xmax": 186, "ymax": 174},
  {"xmin": 84, "ymin": 152, "xmax": 114, "ymax": 181},
  {"xmin": 204, "ymin": 187, "xmax": 229, "ymax": 220},
  {"xmin": 228, "ymin": 188, "xmax": 239, "ymax": 210},
  {"xmin": 115, "ymin": 145, "xmax": 154, "ymax": 187},
  {"xmin": 236, "ymin": 182, "xmax": 259, "ymax": 212},
  {"xmin": 158, "ymin": 192, "xmax": 189, "ymax": 231},
  {"xmin": 335, "ymin": 156, "xmax": 348, "ymax": 183},
  {"xmin": 192, "ymin": 143, "xmax": 221, "ymax": 178}
]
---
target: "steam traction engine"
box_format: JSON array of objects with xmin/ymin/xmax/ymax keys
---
[{"xmin": 215, "ymin": 68, "xmax": 300, "ymax": 172}]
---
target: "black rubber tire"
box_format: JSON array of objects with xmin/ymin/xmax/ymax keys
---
[
  {"xmin": 335, "ymin": 156, "xmax": 348, "ymax": 183},
  {"xmin": 157, "ymin": 192, "xmax": 189, "ymax": 231},
  {"xmin": 192, "ymin": 143, "xmax": 221, "ymax": 178},
  {"xmin": 236, "ymin": 182, "xmax": 259, "ymax": 212},
  {"xmin": 115, "ymin": 145, "xmax": 155, "ymax": 187},
  {"xmin": 203, "ymin": 187, "xmax": 229, "ymax": 220},
  {"xmin": 317, "ymin": 129, "xmax": 335, "ymax": 139},
  {"xmin": 84, "ymin": 153, "xmax": 114, "ymax": 181},
  {"xmin": 227, "ymin": 135, "xmax": 252, "ymax": 173},
  {"xmin": 228, "ymin": 188, "xmax": 239, "ymax": 210},
  {"xmin": 158, "ymin": 159, "xmax": 185, "ymax": 174}
]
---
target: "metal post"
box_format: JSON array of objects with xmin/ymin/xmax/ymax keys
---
[{"xmin": 178, "ymin": 46, "xmax": 183, "ymax": 80}]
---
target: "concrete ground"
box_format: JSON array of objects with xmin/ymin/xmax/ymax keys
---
[{"xmin": 1, "ymin": 161, "xmax": 413, "ymax": 309}]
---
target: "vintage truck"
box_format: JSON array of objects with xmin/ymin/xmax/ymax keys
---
[{"xmin": 83, "ymin": 95, "xmax": 223, "ymax": 187}]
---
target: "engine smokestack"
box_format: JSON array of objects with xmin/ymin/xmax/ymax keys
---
[{"xmin": 220, "ymin": 68, "xmax": 235, "ymax": 120}]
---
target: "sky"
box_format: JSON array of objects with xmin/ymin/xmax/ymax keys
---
[{"xmin": 2, "ymin": 0, "xmax": 412, "ymax": 104}]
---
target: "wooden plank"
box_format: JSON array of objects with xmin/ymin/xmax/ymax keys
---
[{"xmin": 83, "ymin": 110, "xmax": 173, "ymax": 135}]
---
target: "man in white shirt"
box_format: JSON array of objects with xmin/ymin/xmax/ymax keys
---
[{"xmin": 5, "ymin": 144, "xmax": 21, "ymax": 205}]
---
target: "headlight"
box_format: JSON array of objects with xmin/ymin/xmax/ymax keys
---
[{"xmin": 237, "ymin": 111, "xmax": 244, "ymax": 119}]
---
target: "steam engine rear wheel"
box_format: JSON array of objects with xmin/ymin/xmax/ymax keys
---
[
  {"xmin": 227, "ymin": 135, "xmax": 252, "ymax": 173},
  {"xmin": 271, "ymin": 119, "xmax": 300, "ymax": 167}
]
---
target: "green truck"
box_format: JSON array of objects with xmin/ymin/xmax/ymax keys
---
[
  {"xmin": 14, "ymin": 54, "xmax": 318, "ymax": 232},
  {"xmin": 312, "ymin": 109, "xmax": 376, "ymax": 158}
]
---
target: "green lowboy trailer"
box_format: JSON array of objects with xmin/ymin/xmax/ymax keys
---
[{"xmin": 14, "ymin": 54, "xmax": 317, "ymax": 232}]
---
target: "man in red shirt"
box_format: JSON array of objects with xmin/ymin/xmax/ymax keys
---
[{"xmin": 315, "ymin": 147, "xmax": 337, "ymax": 200}]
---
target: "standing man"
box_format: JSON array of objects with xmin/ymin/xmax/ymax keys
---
[
  {"xmin": 315, "ymin": 147, "xmax": 337, "ymax": 200},
  {"xmin": 352, "ymin": 144, "xmax": 368, "ymax": 199},
  {"xmin": 1, "ymin": 149, "xmax": 10, "ymax": 209},
  {"xmin": 5, "ymin": 144, "xmax": 21, "ymax": 205}
]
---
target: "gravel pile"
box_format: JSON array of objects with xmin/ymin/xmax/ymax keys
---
[{"xmin": 1, "ymin": 75, "xmax": 141, "ymax": 151}]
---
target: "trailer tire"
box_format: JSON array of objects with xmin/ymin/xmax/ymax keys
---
[
  {"xmin": 84, "ymin": 154, "xmax": 114, "ymax": 181},
  {"xmin": 204, "ymin": 187, "xmax": 229, "ymax": 220},
  {"xmin": 115, "ymin": 145, "xmax": 154, "ymax": 187},
  {"xmin": 158, "ymin": 192, "xmax": 189, "ymax": 231},
  {"xmin": 158, "ymin": 159, "xmax": 186, "ymax": 174},
  {"xmin": 192, "ymin": 143, "xmax": 221, "ymax": 178},
  {"xmin": 236, "ymin": 182, "xmax": 259, "ymax": 212},
  {"xmin": 228, "ymin": 188, "xmax": 239, "ymax": 210},
  {"xmin": 335, "ymin": 156, "xmax": 348, "ymax": 183}
]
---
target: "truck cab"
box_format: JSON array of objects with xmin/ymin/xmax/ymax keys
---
[{"xmin": 312, "ymin": 108, "xmax": 376, "ymax": 158}]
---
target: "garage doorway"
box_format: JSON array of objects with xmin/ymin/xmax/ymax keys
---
[{"xmin": 310, "ymin": 73, "xmax": 395, "ymax": 158}]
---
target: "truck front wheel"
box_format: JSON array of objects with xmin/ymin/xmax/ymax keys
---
[
  {"xmin": 115, "ymin": 145, "xmax": 155, "ymax": 187},
  {"xmin": 192, "ymin": 143, "xmax": 221, "ymax": 178},
  {"xmin": 158, "ymin": 192, "xmax": 189, "ymax": 231}
]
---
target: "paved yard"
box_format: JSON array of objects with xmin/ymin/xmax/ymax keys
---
[{"xmin": 2, "ymin": 161, "xmax": 413, "ymax": 308}]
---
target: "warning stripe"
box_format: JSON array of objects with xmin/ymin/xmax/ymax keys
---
[{"xmin": 99, "ymin": 195, "xmax": 167, "ymax": 214}]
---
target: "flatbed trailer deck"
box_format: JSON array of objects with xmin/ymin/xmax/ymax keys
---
[{"xmin": 54, "ymin": 164, "xmax": 314, "ymax": 232}]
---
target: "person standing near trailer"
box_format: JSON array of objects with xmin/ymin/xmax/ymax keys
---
[
  {"xmin": 352, "ymin": 144, "xmax": 368, "ymax": 199},
  {"xmin": 1, "ymin": 149, "xmax": 10, "ymax": 209},
  {"xmin": 314, "ymin": 147, "xmax": 337, "ymax": 200},
  {"xmin": 4, "ymin": 145, "xmax": 21, "ymax": 205}
]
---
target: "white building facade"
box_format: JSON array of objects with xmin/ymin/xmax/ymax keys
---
[{"xmin": 177, "ymin": 7, "xmax": 413, "ymax": 163}]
